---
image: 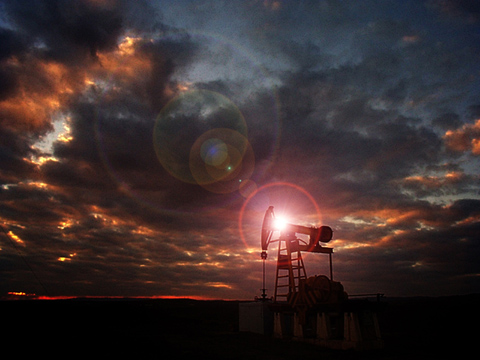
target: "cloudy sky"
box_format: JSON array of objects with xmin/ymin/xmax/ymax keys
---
[{"xmin": 1, "ymin": 0, "xmax": 479, "ymax": 299}]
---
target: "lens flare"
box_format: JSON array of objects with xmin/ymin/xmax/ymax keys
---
[
  {"xmin": 153, "ymin": 89, "xmax": 256, "ymax": 194},
  {"xmin": 238, "ymin": 182, "xmax": 323, "ymax": 249},
  {"xmin": 153, "ymin": 89, "xmax": 247, "ymax": 185},
  {"xmin": 200, "ymin": 138, "xmax": 228, "ymax": 167},
  {"xmin": 190, "ymin": 128, "xmax": 255, "ymax": 194},
  {"xmin": 93, "ymin": 31, "xmax": 280, "ymax": 211},
  {"xmin": 239, "ymin": 179, "xmax": 257, "ymax": 199}
]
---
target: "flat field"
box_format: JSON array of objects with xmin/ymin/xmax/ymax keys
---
[{"xmin": 2, "ymin": 294, "xmax": 478, "ymax": 359}]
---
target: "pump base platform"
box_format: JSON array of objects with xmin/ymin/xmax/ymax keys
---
[{"xmin": 240, "ymin": 299, "xmax": 385, "ymax": 350}]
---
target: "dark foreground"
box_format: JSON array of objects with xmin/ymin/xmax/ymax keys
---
[{"xmin": 2, "ymin": 294, "xmax": 479, "ymax": 359}]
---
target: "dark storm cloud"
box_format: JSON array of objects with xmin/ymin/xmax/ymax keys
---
[
  {"xmin": 273, "ymin": 67, "xmax": 444, "ymax": 197},
  {"xmin": 0, "ymin": 128, "xmax": 37, "ymax": 181},
  {"xmin": 0, "ymin": 28, "xmax": 26, "ymax": 101},
  {"xmin": 430, "ymin": 0, "xmax": 480, "ymax": 22},
  {"xmin": 0, "ymin": 27, "xmax": 26, "ymax": 60},
  {"xmin": 0, "ymin": 0, "xmax": 162, "ymax": 137},
  {"xmin": 241, "ymin": 0, "xmax": 480, "ymax": 297},
  {"xmin": 330, "ymin": 198, "xmax": 480, "ymax": 295},
  {"xmin": 0, "ymin": 0, "xmax": 204, "ymax": 296},
  {"xmin": 47, "ymin": 48, "xmax": 204, "ymax": 209},
  {"xmin": 2, "ymin": 0, "xmax": 160, "ymax": 60}
]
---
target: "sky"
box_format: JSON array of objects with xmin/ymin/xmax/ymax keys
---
[{"xmin": 0, "ymin": 0, "xmax": 479, "ymax": 299}]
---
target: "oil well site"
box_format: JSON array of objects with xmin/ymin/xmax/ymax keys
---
[{"xmin": 2, "ymin": 206, "xmax": 478, "ymax": 359}]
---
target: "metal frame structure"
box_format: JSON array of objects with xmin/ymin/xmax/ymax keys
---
[
  {"xmin": 244, "ymin": 206, "xmax": 384, "ymax": 350},
  {"xmin": 260, "ymin": 206, "xmax": 334, "ymax": 303}
]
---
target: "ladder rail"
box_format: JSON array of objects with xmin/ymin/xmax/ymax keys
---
[{"xmin": 274, "ymin": 235, "xmax": 307, "ymax": 302}]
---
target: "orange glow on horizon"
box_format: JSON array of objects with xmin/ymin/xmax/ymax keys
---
[
  {"xmin": 3, "ymin": 294, "xmax": 223, "ymax": 301},
  {"xmin": 31, "ymin": 295, "xmax": 218, "ymax": 301}
]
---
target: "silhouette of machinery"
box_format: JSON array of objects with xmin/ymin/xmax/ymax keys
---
[
  {"xmin": 261, "ymin": 206, "xmax": 345, "ymax": 307},
  {"xmin": 252, "ymin": 206, "xmax": 384, "ymax": 350}
]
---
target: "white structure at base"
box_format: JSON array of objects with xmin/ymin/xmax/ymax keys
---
[
  {"xmin": 272, "ymin": 308, "xmax": 384, "ymax": 350},
  {"xmin": 238, "ymin": 301, "xmax": 273, "ymax": 335}
]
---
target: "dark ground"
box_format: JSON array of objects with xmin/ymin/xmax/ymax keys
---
[{"xmin": 2, "ymin": 294, "xmax": 479, "ymax": 359}]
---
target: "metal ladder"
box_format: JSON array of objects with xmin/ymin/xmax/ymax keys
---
[{"xmin": 274, "ymin": 234, "xmax": 307, "ymax": 303}]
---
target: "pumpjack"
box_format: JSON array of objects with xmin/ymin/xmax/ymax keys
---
[
  {"xmin": 260, "ymin": 206, "xmax": 342, "ymax": 305},
  {"xmin": 251, "ymin": 206, "xmax": 384, "ymax": 350}
]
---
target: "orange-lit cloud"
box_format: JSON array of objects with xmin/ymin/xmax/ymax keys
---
[
  {"xmin": 206, "ymin": 282, "xmax": 233, "ymax": 289},
  {"xmin": 263, "ymin": 0, "xmax": 282, "ymax": 11},
  {"xmin": 402, "ymin": 35, "xmax": 421, "ymax": 44},
  {"xmin": 58, "ymin": 253, "xmax": 77, "ymax": 262},
  {"xmin": 0, "ymin": 57, "xmax": 84, "ymax": 133},
  {"xmin": 93, "ymin": 38, "xmax": 152, "ymax": 88},
  {"xmin": 444, "ymin": 119, "xmax": 480, "ymax": 155},
  {"xmin": 403, "ymin": 171, "xmax": 466, "ymax": 188},
  {"xmin": 8, "ymin": 231, "xmax": 25, "ymax": 246},
  {"xmin": 0, "ymin": 33, "xmax": 159, "ymax": 140}
]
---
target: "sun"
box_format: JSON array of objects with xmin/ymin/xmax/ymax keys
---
[{"xmin": 273, "ymin": 216, "xmax": 288, "ymax": 231}]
